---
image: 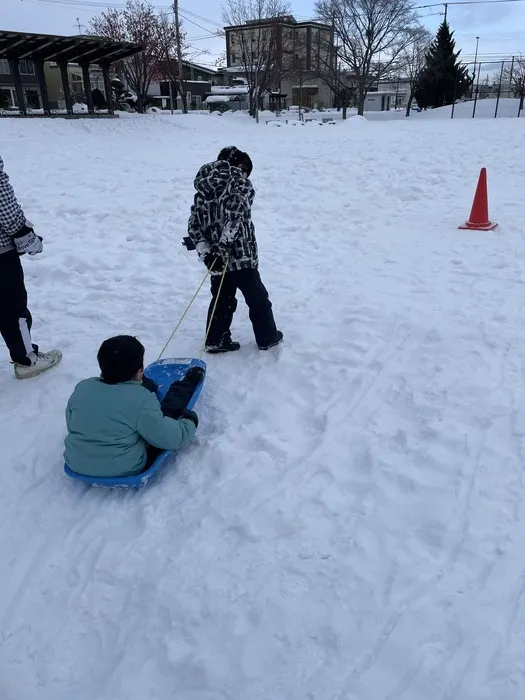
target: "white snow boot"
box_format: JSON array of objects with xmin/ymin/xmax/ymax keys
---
[{"xmin": 14, "ymin": 349, "xmax": 63, "ymax": 380}]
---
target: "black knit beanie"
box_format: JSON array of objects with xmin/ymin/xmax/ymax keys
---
[{"xmin": 97, "ymin": 335, "xmax": 145, "ymax": 384}]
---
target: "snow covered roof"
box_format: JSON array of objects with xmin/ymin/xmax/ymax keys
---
[
  {"xmin": 205, "ymin": 95, "xmax": 247, "ymax": 104},
  {"xmin": 205, "ymin": 95, "xmax": 231, "ymax": 103},
  {"xmin": 219, "ymin": 65, "xmax": 267, "ymax": 73},
  {"xmin": 211, "ymin": 86, "xmax": 249, "ymax": 96}
]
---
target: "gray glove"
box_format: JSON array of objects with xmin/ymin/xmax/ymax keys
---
[{"xmin": 14, "ymin": 224, "xmax": 43, "ymax": 256}]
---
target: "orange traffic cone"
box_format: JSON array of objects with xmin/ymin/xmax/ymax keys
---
[{"xmin": 459, "ymin": 168, "xmax": 497, "ymax": 231}]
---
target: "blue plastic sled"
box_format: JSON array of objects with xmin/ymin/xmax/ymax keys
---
[{"xmin": 64, "ymin": 358, "xmax": 206, "ymax": 489}]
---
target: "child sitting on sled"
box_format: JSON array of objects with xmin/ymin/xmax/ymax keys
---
[{"xmin": 64, "ymin": 335, "xmax": 203, "ymax": 478}]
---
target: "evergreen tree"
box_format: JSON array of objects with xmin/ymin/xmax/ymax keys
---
[{"xmin": 414, "ymin": 21, "xmax": 472, "ymax": 109}]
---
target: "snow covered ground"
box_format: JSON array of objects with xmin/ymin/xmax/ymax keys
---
[{"xmin": 1, "ymin": 112, "xmax": 525, "ymax": 700}]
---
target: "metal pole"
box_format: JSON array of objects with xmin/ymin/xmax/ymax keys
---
[
  {"xmin": 472, "ymin": 36, "xmax": 479, "ymax": 100},
  {"xmin": 299, "ymin": 68, "xmax": 303, "ymax": 121},
  {"xmin": 173, "ymin": 0, "xmax": 187, "ymax": 114},
  {"xmin": 494, "ymin": 60, "xmax": 505, "ymax": 118},
  {"xmin": 168, "ymin": 80, "xmax": 174, "ymax": 114},
  {"xmin": 255, "ymin": 70, "xmax": 259, "ymax": 123},
  {"xmin": 508, "ymin": 56, "xmax": 515, "ymax": 97},
  {"xmin": 472, "ymin": 58, "xmax": 481, "ymax": 118}
]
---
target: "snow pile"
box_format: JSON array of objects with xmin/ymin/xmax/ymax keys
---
[
  {"xmin": 1, "ymin": 113, "xmax": 525, "ymax": 699},
  {"xmin": 346, "ymin": 114, "xmax": 368, "ymax": 126}
]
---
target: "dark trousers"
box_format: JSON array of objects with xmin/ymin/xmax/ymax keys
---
[
  {"xmin": 0, "ymin": 251, "xmax": 37, "ymax": 365},
  {"xmin": 206, "ymin": 268, "xmax": 277, "ymax": 348},
  {"xmin": 143, "ymin": 375, "xmax": 197, "ymax": 468}
]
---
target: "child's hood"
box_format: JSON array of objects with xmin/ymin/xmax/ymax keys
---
[{"xmin": 194, "ymin": 160, "xmax": 234, "ymax": 201}]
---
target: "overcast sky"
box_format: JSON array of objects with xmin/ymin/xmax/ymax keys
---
[{"xmin": 3, "ymin": 0, "xmax": 525, "ymax": 71}]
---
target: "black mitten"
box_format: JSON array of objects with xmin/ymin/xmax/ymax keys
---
[
  {"xmin": 184, "ymin": 366, "xmax": 205, "ymax": 386},
  {"xmin": 203, "ymin": 253, "xmax": 224, "ymax": 272},
  {"xmin": 179, "ymin": 408, "xmax": 198, "ymax": 428},
  {"xmin": 142, "ymin": 376, "xmax": 158, "ymax": 394}
]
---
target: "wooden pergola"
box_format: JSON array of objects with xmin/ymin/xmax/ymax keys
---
[{"xmin": 0, "ymin": 31, "xmax": 143, "ymax": 115}]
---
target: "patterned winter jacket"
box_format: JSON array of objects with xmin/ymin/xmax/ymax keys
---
[
  {"xmin": 187, "ymin": 160, "xmax": 258, "ymax": 274},
  {"xmin": 0, "ymin": 156, "xmax": 28, "ymax": 255}
]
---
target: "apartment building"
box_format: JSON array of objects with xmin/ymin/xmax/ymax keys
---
[{"xmin": 224, "ymin": 15, "xmax": 336, "ymax": 109}]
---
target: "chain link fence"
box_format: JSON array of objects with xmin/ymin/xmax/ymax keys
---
[{"xmin": 449, "ymin": 58, "xmax": 524, "ymax": 119}]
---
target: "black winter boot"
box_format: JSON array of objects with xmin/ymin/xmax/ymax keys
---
[
  {"xmin": 206, "ymin": 333, "xmax": 241, "ymax": 354},
  {"xmin": 258, "ymin": 330, "xmax": 283, "ymax": 351}
]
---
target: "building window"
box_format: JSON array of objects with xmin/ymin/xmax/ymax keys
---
[
  {"xmin": 0, "ymin": 88, "xmax": 14, "ymax": 108},
  {"xmin": 0, "ymin": 59, "xmax": 10, "ymax": 75},
  {"xmin": 25, "ymin": 89, "xmax": 40, "ymax": 109},
  {"xmin": 19, "ymin": 59, "xmax": 35, "ymax": 75},
  {"xmin": 90, "ymin": 74, "xmax": 105, "ymax": 92}
]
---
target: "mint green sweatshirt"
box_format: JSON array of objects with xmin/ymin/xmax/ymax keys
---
[{"xmin": 64, "ymin": 378, "xmax": 196, "ymax": 477}]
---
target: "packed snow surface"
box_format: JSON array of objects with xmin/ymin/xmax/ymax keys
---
[{"xmin": 1, "ymin": 112, "xmax": 525, "ymax": 700}]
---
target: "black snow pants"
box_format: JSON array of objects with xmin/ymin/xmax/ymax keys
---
[
  {"xmin": 0, "ymin": 251, "xmax": 37, "ymax": 366},
  {"xmin": 142, "ymin": 374, "xmax": 197, "ymax": 468},
  {"xmin": 206, "ymin": 268, "xmax": 277, "ymax": 348}
]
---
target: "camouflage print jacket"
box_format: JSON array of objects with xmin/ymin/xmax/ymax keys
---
[{"xmin": 187, "ymin": 160, "xmax": 258, "ymax": 274}]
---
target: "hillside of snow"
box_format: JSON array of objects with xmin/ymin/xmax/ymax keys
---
[{"xmin": 1, "ymin": 112, "xmax": 525, "ymax": 700}]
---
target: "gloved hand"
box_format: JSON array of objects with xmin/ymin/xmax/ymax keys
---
[
  {"xmin": 179, "ymin": 408, "xmax": 198, "ymax": 428},
  {"xmin": 203, "ymin": 253, "xmax": 224, "ymax": 272},
  {"xmin": 14, "ymin": 224, "xmax": 43, "ymax": 256}
]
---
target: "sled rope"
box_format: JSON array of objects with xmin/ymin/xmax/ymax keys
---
[
  {"xmin": 157, "ymin": 267, "xmax": 212, "ymax": 361},
  {"xmin": 200, "ymin": 260, "xmax": 229, "ymax": 359}
]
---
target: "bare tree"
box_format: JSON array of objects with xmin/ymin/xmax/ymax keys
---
[
  {"xmin": 315, "ymin": 0, "xmax": 419, "ymax": 115},
  {"xmin": 91, "ymin": 0, "xmax": 160, "ymax": 113},
  {"xmin": 310, "ymin": 35, "xmax": 356, "ymax": 118},
  {"xmin": 281, "ymin": 31, "xmax": 308, "ymax": 116},
  {"xmin": 503, "ymin": 55, "xmax": 525, "ymax": 112},
  {"xmin": 214, "ymin": 51, "xmax": 227, "ymax": 68},
  {"xmin": 153, "ymin": 11, "xmax": 191, "ymax": 113},
  {"xmin": 399, "ymin": 26, "xmax": 432, "ymax": 116},
  {"xmin": 222, "ymin": 0, "xmax": 291, "ymax": 118}
]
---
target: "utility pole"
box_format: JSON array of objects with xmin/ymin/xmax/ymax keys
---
[
  {"xmin": 173, "ymin": 0, "xmax": 187, "ymax": 114},
  {"xmin": 75, "ymin": 18, "xmax": 85, "ymax": 35},
  {"xmin": 443, "ymin": 3, "xmax": 448, "ymax": 22}
]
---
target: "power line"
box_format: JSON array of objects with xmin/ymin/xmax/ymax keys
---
[
  {"xmin": 179, "ymin": 7, "xmax": 222, "ymax": 28},
  {"xmin": 179, "ymin": 12, "xmax": 219, "ymax": 36},
  {"xmin": 415, "ymin": 0, "xmax": 525, "ymax": 7}
]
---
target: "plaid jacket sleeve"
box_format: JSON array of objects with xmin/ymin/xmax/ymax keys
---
[
  {"xmin": 0, "ymin": 156, "xmax": 27, "ymax": 236},
  {"xmin": 219, "ymin": 174, "xmax": 254, "ymax": 247},
  {"xmin": 188, "ymin": 198, "xmax": 212, "ymax": 260}
]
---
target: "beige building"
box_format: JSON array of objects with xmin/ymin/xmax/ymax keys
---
[{"xmin": 224, "ymin": 15, "xmax": 336, "ymax": 109}]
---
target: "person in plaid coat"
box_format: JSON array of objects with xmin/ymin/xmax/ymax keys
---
[
  {"xmin": 187, "ymin": 146, "xmax": 283, "ymax": 353},
  {"xmin": 0, "ymin": 156, "xmax": 61, "ymax": 379}
]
